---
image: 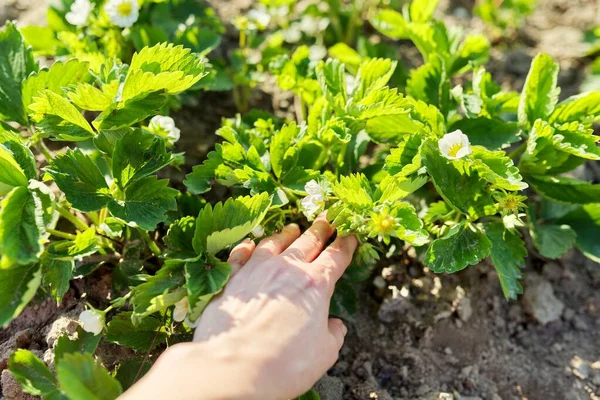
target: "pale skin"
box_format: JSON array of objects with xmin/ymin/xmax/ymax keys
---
[{"xmin": 121, "ymin": 215, "xmax": 358, "ymax": 400}]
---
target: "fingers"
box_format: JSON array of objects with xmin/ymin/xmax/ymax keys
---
[
  {"xmin": 247, "ymin": 224, "xmax": 301, "ymax": 265},
  {"xmin": 328, "ymin": 318, "xmax": 347, "ymax": 353},
  {"xmin": 283, "ymin": 214, "xmax": 335, "ymax": 262},
  {"xmin": 227, "ymin": 238, "xmax": 256, "ymax": 276},
  {"xmin": 314, "ymin": 234, "xmax": 358, "ymax": 286}
]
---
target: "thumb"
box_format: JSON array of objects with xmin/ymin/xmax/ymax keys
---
[{"xmin": 327, "ymin": 318, "xmax": 347, "ymax": 352}]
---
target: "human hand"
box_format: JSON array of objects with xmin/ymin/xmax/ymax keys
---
[{"xmin": 122, "ymin": 215, "xmax": 357, "ymax": 400}]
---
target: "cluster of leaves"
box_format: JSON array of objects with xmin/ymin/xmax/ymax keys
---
[{"xmin": 2, "ymin": 0, "xmax": 600, "ymax": 398}]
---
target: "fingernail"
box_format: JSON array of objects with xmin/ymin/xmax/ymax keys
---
[
  {"xmin": 285, "ymin": 223, "xmax": 299, "ymax": 231},
  {"xmin": 341, "ymin": 323, "xmax": 348, "ymax": 336}
]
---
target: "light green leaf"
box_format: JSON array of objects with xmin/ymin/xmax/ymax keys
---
[
  {"xmin": 8, "ymin": 349, "xmax": 60, "ymax": 397},
  {"xmin": 270, "ymin": 123, "xmax": 300, "ymax": 178},
  {"xmin": 185, "ymin": 256, "xmax": 231, "ymax": 322},
  {"xmin": 369, "ymin": 9, "xmax": 408, "ymax": 39},
  {"xmin": 2, "ymin": 140, "xmax": 36, "ymax": 181},
  {"xmin": 531, "ymin": 223, "xmax": 576, "ymax": 259},
  {"xmin": 0, "ymin": 22, "xmax": 37, "ymax": 125},
  {"xmin": 471, "ymin": 147, "xmax": 528, "ymax": 191},
  {"xmin": 424, "ymin": 222, "xmax": 491, "ymax": 273},
  {"xmin": 328, "ymin": 43, "xmax": 362, "ymax": 72},
  {"xmin": 56, "ymin": 353, "xmax": 122, "ymax": 400},
  {"xmin": 407, "ymin": 56, "xmax": 449, "ymax": 115},
  {"xmin": 131, "ymin": 260, "xmax": 186, "ymax": 318},
  {"xmin": 164, "ymin": 216, "xmax": 198, "ymax": 260},
  {"xmin": 410, "ymin": 0, "xmax": 439, "ymax": 22},
  {"xmin": 42, "ymin": 257, "xmax": 73, "ymax": 304},
  {"xmin": 68, "ymin": 83, "xmax": 113, "ymax": 111},
  {"xmin": 332, "ymin": 174, "xmax": 373, "ymax": 209},
  {"xmin": 558, "ymin": 204, "xmax": 600, "ymax": 262},
  {"xmin": 112, "ymin": 129, "xmax": 172, "ymax": 189},
  {"xmin": 485, "ymin": 223, "xmax": 526, "ymax": 299},
  {"xmin": 94, "ymin": 93, "xmax": 168, "ymax": 130},
  {"xmin": 316, "ymin": 59, "xmax": 347, "ymax": 106},
  {"xmin": 450, "ymin": 34, "xmax": 490, "ymax": 75},
  {"xmin": 0, "ymin": 144, "xmax": 29, "ymax": 194},
  {"xmin": 105, "ymin": 312, "xmax": 167, "ymax": 352},
  {"xmin": 385, "ymin": 132, "xmax": 424, "ymax": 176},
  {"xmin": 450, "ymin": 117, "xmax": 520, "ymax": 150},
  {"xmin": 29, "ymin": 90, "xmax": 94, "ymax": 141},
  {"xmin": 551, "ymin": 121, "xmax": 600, "ymax": 160},
  {"xmin": 352, "ymin": 58, "xmax": 397, "ymax": 101},
  {"xmin": 549, "ymin": 91, "xmax": 600, "ymax": 125},
  {"xmin": 107, "ymin": 176, "xmax": 178, "ymax": 231},
  {"xmin": 46, "ymin": 149, "xmax": 111, "ymax": 212},
  {"xmin": 528, "ymin": 175, "xmax": 600, "ymax": 204},
  {"xmin": 45, "ymin": 228, "xmax": 99, "ymax": 260},
  {"xmin": 193, "ymin": 193, "xmax": 271, "ymax": 255},
  {"xmin": 518, "ymin": 53, "xmax": 560, "ymax": 127},
  {"xmin": 0, "ymin": 261, "xmax": 42, "ymax": 327},
  {"xmin": 22, "ymin": 59, "xmax": 92, "ymax": 110},
  {"xmin": 0, "ymin": 187, "xmax": 45, "ymax": 264}
]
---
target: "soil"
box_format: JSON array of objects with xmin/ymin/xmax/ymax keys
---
[{"xmin": 1, "ymin": 1, "xmax": 600, "ymax": 399}]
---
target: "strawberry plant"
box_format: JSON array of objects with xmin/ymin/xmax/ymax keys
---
[{"xmin": 1, "ymin": 0, "xmax": 600, "ymax": 397}]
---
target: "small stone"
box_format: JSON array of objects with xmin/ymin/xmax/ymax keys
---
[
  {"xmin": 45, "ymin": 316, "xmax": 79, "ymax": 348},
  {"xmin": 570, "ymin": 356, "xmax": 590, "ymax": 380},
  {"xmin": 456, "ymin": 296, "xmax": 473, "ymax": 322},
  {"xmin": 444, "ymin": 347, "xmax": 453, "ymax": 355},
  {"xmin": 522, "ymin": 274, "xmax": 565, "ymax": 325},
  {"xmin": 314, "ymin": 375, "xmax": 344, "ymax": 400},
  {"xmin": 573, "ymin": 316, "xmax": 589, "ymax": 331},
  {"xmin": 563, "ymin": 308, "xmax": 575, "ymax": 321}
]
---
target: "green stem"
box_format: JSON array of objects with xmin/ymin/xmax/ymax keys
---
[
  {"xmin": 508, "ymin": 142, "xmax": 526, "ymax": 161},
  {"xmin": 56, "ymin": 205, "xmax": 89, "ymax": 231},
  {"xmin": 36, "ymin": 141, "xmax": 53, "ymax": 161},
  {"xmin": 138, "ymin": 228, "xmax": 162, "ymax": 257},
  {"xmin": 46, "ymin": 229, "xmax": 77, "ymax": 240}
]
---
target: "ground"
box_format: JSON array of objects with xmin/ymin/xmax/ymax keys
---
[{"xmin": 1, "ymin": 1, "xmax": 600, "ymax": 399}]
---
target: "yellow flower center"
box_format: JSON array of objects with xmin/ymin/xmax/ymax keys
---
[
  {"xmin": 447, "ymin": 143, "xmax": 463, "ymax": 157},
  {"xmin": 117, "ymin": 2, "xmax": 132, "ymax": 16},
  {"xmin": 378, "ymin": 215, "xmax": 395, "ymax": 233},
  {"xmin": 500, "ymin": 197, "xmax": 518, "ymax": 212}
]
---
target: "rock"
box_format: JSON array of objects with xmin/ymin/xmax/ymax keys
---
[
  {"xmin": 1, "ymin": 370, "xmax": 36, "ymax": 400},
  {"xmin": 570, "ymin": 356, "xmax": 590, "ymax": 380},
  {"xmin": 542, "ymin": 261, "xmax": 563, "ymax": 281},
  {"xmin": 44, "ymin": 316, "xmax": 79, "ymax": 348},
  {"xmin": 0, "ymin": 330, "xmax": 33, "ymax": 371},
  {"xmin": 314, "ymin": 375, "xmax": 344, "ymax": 400},
  {"xmin": 456, "ymin": 297, "xmax": 473, "ymax": 322},
  {"xmin": 522, "ymin": 274, "xmax": 565, "ymax": 325}
]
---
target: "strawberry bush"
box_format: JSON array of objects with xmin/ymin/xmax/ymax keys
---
[{"xmin": 1, "ymin": 0, "xmax": 599, "ymax": 398}]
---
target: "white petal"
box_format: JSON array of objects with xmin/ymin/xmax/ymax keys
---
[
  {"xmin": 304, "ymin": 180, "xmax": 322, "ymax": 196},
  {"xmin": 455, "ymin": 146, "xmax": 471, "ymax": 159},
  {"xmin": 79, "ymin": 310, "xmax": 104, "ymax": 335}
]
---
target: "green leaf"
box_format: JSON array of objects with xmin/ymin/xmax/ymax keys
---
[
  {"xmin": 450, "ymin": 34, "xmax": 490, "ymax": 75},
  {"xmin": 410, "ymin": 0, "xmax": 439, "ymax": 22},
  {"xmin": 19, "ymin": 26, "xmax": 60, "ymax": 56},
  {"xmin": 112, "ymin": 129, "xmax": 172, "ymax": 189},
  {"xmin": 105, "ymin": 312, "xmax": 167, "ymax": 352},
  {"xmin": 0, "ymin": 144, "xmax": 29, "ymax": 194},
  {"xmin": 270, "ymin": 123, "xmax": 300, "ymax": 178},
  {"xmin": 316, "ymin": 59, "xmax": 347, "ymax": 106},
  {"xmin": 485, "ymin": 223, "xmax": 526, "ymax": 300},
  {"xmin": 46, "ymin": 228, "xmax": 99, "ymax": 260},
  {"xmin": 518, "ymin": 53, "xmax": 560, "ymax": 127},
  {"xmin": 2, "ymin": 140, "xmax": 36, "ymax": 181},
  {"xmin": 385, "ymin": 132, "xmax": 424, "ymax": 176},
  {"xmin": 329, "ymin": 277, "xmax": 359, "ymax": 321},
  {"xmin": 94, "ymin": 93, "xmax": 168, "ymax": 130},
  {"xmin": 185, "ymin": 256, "xmax": 231, "ymax": 322},
  {"xmin": 352, "ymin": 58, "xmax": 397, "ymax": 101},
  {"xmin": 114, "ymin": 358, "xmax": 151, "ymax": 391},
  {"xmin": 131, "ymin": 260, "xmax": 186, "ymax": 318},
  {"xmin": 164, "ymin": 216, "xmax": 198, "ymax": 260},
  {"xmin": 8, "ymin": 349, "xmax": 59, "ymax": 397},
  {"xmin": 29, "ymin": 90, "xmax": 95, "ymax": 141},
  {"xmin": 424, "ymin": 222, "xmax": 491, "ymax": 273},
  {"xmin": 449, "ymin": 117, "xmax": 520, "ymax": 150},
  {"xmin": 54, "ymin": 326, "xmax": 101, "ymax": 365},
  {"xmin": 0, "ymin": 261, "xmax": 42, "ymax": 327},
  {"xmin": 46, "ymin": 149, "xmax": 111, "ymax": 212},
  {"xmin": 42, "ymin": 258, "xmax": 73, "ymax": 303},
  {"xmin": 0, "ymin": 187, "xmax": 45, "ymax": 264},
  {"xmin": 107, "ymin": 176, "xmax": 178, "ymax": 231},
  {"xmin": 421, "ymin": 141, "xmax": 495, "ymax": 218},
  {"xmin": 22, "ymin": 59, "xmax": 92, "ymax": 110},
  {"xmin": 471, "ymin": 147, "xmax": 528, "ymax": 191},
  {"xmin": 56, "ymin": 353, "xmax": 122, "ymax": 400},
  {"xmin": 551, "ymin": 121, "xmax": 600, "ymax": 161},
  {"xmin": 531, "ymin": 223, "xmax": 576, "ymax": 259},
  {"xmin": 369, "ymin": 9, "xmax": 408, "ymax": 40},
  {"xmin": 558, "ymin": 204, "xmax": 600, "ymax": 262},
  {"xmin": 406, "ymin": 56, "xmax": 449, "ymax": 115},
  {"xmin": 193, "ymin": 193, "xmax": 271, "ymax": 255},
  {"xmin": 297, "ymin": 389, "xmax": 321, "ymax": 400},
  {"xmin": 328, "ymin": 43, "xmax": 362, "ymax": 72},
  {"xmin": 0, "ymin": 22, "xmax": 37, "ymax": 125},
  {"xmin": 332, "ymin": 174, "xmax": 373, "ymax": 209},
  {"xmin": 549, "ymin": 91, "xmax": 600, "ymax": 125},
  {"xmin": 527, "ymin": 175, "xmax": 600, "ymax": 204}
]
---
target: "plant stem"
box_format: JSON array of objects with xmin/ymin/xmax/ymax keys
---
[
  {"xmin": 46, "ymin": 229, "xmax": 77, "ymax": 240},
  {"xmin": 56, "ymin": 205, "xmax": 89, "ymax": 231},
  {"xmin": 36, "ymin": 141, "xmax": 53, "ymax": 161},
  {"xmin": 98, "ymin": 208, "xmax": 109, "ymax": 226},
  {"xmin": 508, "ymin": 142, "xmax": 526, "ymax": 161},
  {"xmin": 138, "ymin": 228, "xmax": 162, "ymax": 257}
]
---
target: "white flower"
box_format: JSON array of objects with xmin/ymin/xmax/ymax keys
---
[
  {"xmin": 299, "ymin": 16, "xmax": 329, "ymax": 35},
  {"xmin": 252, "ymin": 225, "xmax": 265, "ymax": 238},
  {"xmin": 248, "ymin": 8, "xmax": 271, "ymax": 29},
  {"xmin": 301, "ymin": 180, "xmax": 330, "ymax": 220},
  {"xmin": 282, "ymin": 23, "xmax": 302, "ymax": 43},
  {"xmin": 65, "ymin": 0, "xmax": 93, "ymax": 27},
  {"xmin": 79, "ymin": 310, "xmax": 104, "ymax": 335},
  {"xmin": 173, "ymin": 297, "xmax": 189, "ymax": 322},
  {"xmin": 309, "ymin": 45, "xmax": 327, "ymax": 61},
  {"xmin": 104, "ymin": 0, "xmax": 139, "ymax": 28},
  {"xmin": 149, "ymin": 115, "xmax": 180, "ymax": 144},
  {"xmin": 438, "ymin": 129, "xmax": 472, "ymax": 160}
]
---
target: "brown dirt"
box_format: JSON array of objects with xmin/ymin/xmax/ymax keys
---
[{"xmin": 2, "ymin": 1, "xmax": 600, "ymax": 399}]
